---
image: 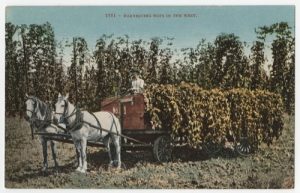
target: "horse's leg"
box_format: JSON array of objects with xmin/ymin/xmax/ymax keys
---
[
  {"xmin": 80, "ymin": 138, "xmax": 88, "ymax": 173},
  {"xmin": 75, "ymin": 146, "xmax": 80, "ymax": 168},
  {"xmin": 104, "ymin": 135, "xmax": 113, "ymax": 166},
  {"xmin": 50, "ymin": 140, "xmax": 59, "ymax": 170},
  {"xmin": 112, "ymin": 136, "xmax": 121, "ymax": 169},
  {"xmin": 74, "ymin": 140, "xmax": 82, "ymax": 172},
  {"xmin": 41, "ymin": 137, "xmax": 48, "ymax": 171}
]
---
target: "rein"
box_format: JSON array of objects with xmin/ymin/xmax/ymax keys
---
[
  {"xmin": 55, "ymin": 100, "xmax": 104, "ymax": 138},
  {"xmin": 55, "ymin": 99, "xmax": 134, "ymax": 143}
]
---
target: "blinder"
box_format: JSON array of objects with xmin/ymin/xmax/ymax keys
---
[
  {"xmin": 55, "ymin": 99, "xmax": 70, "ymax": 124},
  {"xmin": 54, "ymin": 99, "xmax": 82, "ymax": 131},
  {"xmin": 25, "ymin": 97, "xmax": 38, "ymax": 121}
]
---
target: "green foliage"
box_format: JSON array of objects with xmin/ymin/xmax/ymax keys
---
[
  {"xmin": 249, "ymin": 41, "xmax": 267, "ymax": 89},
  {"xmin": 194, "ymin": 40, "xmax": 215, "ymax": 88},
  {"xmin": 67, "ymin": 37, "xmax": 89, "ymax": 106},
  {"xmin": 5, "ymin": 23, "xmax": 19, "ymax": 115},
  {"xmin": 256, "ymin": 22, "xmax": 294, "ymax": 113},
  {"xmin": 6, "ymin": 22, "xmax": 62, "ymax": 115},
  {"xmin": 213, "ymin": 33, "xmax": 251, "ymax": 88},
  {"xmin": 5, "ymin": 21, "xmax": 294, "ymax": 116}
]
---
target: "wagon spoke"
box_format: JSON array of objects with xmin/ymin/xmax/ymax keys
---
[
  {"xmin": 153, "ymin": 135, "xmax": 173, "ymax": 162},
  {"xmin": 235, "ymin": 137, "xmax": 253, "ymax": 156}
]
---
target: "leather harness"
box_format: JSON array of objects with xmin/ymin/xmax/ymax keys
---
[
  {"xmin": 56, "ymin": 100, "xmax": 117, "ymax": 139},
  {"xmin": 25, "ymin": 97, "xmax": 52, "ymax": 139}
]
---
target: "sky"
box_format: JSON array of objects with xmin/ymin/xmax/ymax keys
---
[{"xmin": 5, "ymin": 6, "xmax": 295, "ymax": 67}]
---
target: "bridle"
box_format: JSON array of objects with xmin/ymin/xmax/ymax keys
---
[
  {"xmin": 25, "ymin": 97, "xmax": 38, "ymax": 122},
  {"xmin": 25, "ymin": 96, "xmax": 52, "ymax": 139},
  {"xmin": 55, "ymin": 99, "xmax": 77, "ymax": 126}
]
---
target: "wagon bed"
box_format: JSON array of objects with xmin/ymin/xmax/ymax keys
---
[{"xmin": 101, "ymin": 93, "xmax": 172, "ymax": 161}]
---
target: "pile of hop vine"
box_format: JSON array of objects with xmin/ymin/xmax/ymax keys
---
[{"xmin": 144, "ymin": 83, "xmax": 284, "ymax": 148}]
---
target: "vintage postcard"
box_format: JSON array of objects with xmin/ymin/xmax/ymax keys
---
[{"xmin": 4, "ymin": 4, "xmax": 295, "ymax": 189}]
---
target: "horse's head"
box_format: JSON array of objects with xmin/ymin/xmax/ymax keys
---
[
  {"xmin": 25, "ymin": 94, "xmax": 37, "ymax": 121},
  {"xmin": 54, "ymin": 93, "xmax": 69, "ymax": 124}
]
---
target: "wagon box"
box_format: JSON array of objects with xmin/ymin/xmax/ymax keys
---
[
  {"xmin": 101, "ymin": 94, "xmax": 172, "ymax": 162},
  {"xmin": 101, "ymin": 94, "xmax": 151, "ymax": 130}
]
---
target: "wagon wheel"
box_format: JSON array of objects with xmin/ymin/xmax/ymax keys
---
[
  {"xmin": 203, "ymin": 139, "xmax": 222, "ymax": 155},
  {"xmin": 153, "ymin": 135, "xmax": 173, "ymax": 162},
  {"xmin": 235, "ymin": 137, "xmax": 253, "ymax": 156}
]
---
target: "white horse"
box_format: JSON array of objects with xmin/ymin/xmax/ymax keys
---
[
  {"xmin": 25, "ymin": 95, "xmax": 65, "ymax": 171},
  {"xmin": 54, "ymin": 93, "xmax": 122, "ymax": 173}
]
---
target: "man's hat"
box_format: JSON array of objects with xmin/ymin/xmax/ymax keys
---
[{"xmin": 132, "ymin": 69, "xmax": 140, "ymax": 76}]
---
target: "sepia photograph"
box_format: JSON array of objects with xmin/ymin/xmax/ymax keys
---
[{"xmin": 4, "ymin": 4, "xmax": 295, "ymax": 189}]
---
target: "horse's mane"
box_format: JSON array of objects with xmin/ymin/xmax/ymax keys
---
[
  {"xmin": 28, "ymin": 96, "xmax": 51, "ymax": 119},
  {"xmin": 37, "ymin": 99, "xmax": 48, "ymax": 117}
]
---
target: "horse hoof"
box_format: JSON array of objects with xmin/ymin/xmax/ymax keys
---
[
  {"xmin": 76, "ymin": 167, "xmax": 82, "ymax": 172},
  {"xmin": 82, "ymin": 167, "xmax": 87, "ymax": 173},
  {"xmin": 75, "ymin": 167, "xmax": 86, "ymax": 173}
]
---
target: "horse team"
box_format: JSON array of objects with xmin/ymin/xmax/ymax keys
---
[{"xmin": 25, "ymin": 93, "xmax": 122, "ymax": 173}]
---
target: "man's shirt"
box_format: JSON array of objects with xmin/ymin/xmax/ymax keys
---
[{"xmin": 131, "ymin": 78, "xmax": 145, "ymax": 93}]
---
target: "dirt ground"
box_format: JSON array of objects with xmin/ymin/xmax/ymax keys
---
[{"xmin": 5, "ymin": 115, "xmax": 294, "ymax": 189}]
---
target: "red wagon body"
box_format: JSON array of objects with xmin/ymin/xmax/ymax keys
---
[
  {"xmin": 101, "ymin": 94, "xmax": 151, "ymax": 130},
  {"xmin": 100, "ymin": 93, "xmax": 172, "ymax": 162}
]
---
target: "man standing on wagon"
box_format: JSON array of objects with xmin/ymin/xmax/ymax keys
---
[{"xmin": 131, "ymin": 70, "xmax": 145, "ymax": 94}]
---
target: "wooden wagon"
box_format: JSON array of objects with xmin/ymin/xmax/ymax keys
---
[
  {"xmin": 101, "ymin": 93, "xmax": 172, "ymax": 162},
  {"xmin": 34, "ymin": 92, "xmax": 257, "ymax": 162}
]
